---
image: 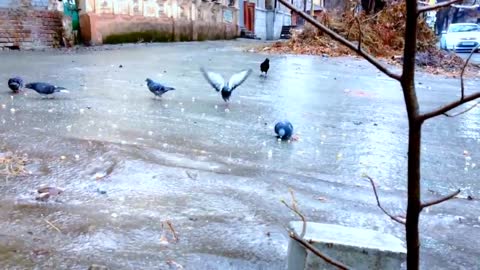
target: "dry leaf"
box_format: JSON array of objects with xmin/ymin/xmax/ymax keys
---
[
  {"xmin": 166, "ymin": 260, "xmax": 184, "ymax": 269},
  {"xmin": 316, "ymin": 196, "xmax": 327, "ymax": 201}
]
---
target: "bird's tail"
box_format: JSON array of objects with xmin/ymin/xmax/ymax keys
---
[{"xmin": 165, "ymin": 86, "xmax": 175, "ymax": 91}]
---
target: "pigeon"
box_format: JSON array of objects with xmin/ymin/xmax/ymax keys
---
[
  {"xmin": 146, "ymin": 78, "xmax": 175, "ymax": 98},
  {"xmin": 274, "ymin": 121, "xmax": 294, "ymax": 140},
  {"xmin": 8, "ymin": 77, "xmax": 24, "ymax": 93},
  {"xmin": 260, "ymin": 58, "xmax": 269, "ymax": 77},
  {"xmin": 25, "ymin": 82, "xmax": 69, "ymax": 97},
  {"xmin": 200, "ymin": 67, "xmax": 252, "ymax": 102}
]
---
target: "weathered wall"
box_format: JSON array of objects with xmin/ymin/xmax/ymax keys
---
[
  {"xmin": 0, "ymin": 0, "xmax": 64, "ymax": 50},
  {"xmin": 0, "ymin": 0, "xmax": 49, "ymax": 9},
  {"xmin": 272, "ymin": 10, "xmax": 291, "ymax": 38},
  {"xmin": 255, "ymin": 8, "xmax": 291, "ymax": 40},
  {"xmin": 254, "ymin": 8, "xmax": 267, "ymax": 39},
  {"xmin": 79, "ymin": 0, "xmax": 239, "ymax": 45}
]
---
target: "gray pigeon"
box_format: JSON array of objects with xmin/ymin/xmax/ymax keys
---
[
  {"xmin": 8, "ymin": 77, "xmax": 24, "ymax": 93},
  {"xmin": 25, "ymin": 82, "xmax": 69, "ymax": 98},
  {"xmin": 200, "ymin": 67, "xmax": 252, "ymax": 102},
  {"xmin": 146, "ymin": 78, "xmax": 175, "ymax": 98},
  {"xmin": 275, "ymin": 120, "xmax": 294, "ymax": 140}
]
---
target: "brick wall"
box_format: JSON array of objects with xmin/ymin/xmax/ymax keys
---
[
  {"xmin": 0, "ymin": 0, "xmax": 49, "ymax": 9},
  {"xmin": 0, "ymin": 7, "xmax": 63, "ymax": 50}
]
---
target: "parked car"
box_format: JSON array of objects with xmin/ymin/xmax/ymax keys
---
[{"xmin": 439, "ymin": 23, "xmax": 480, "ymax": 52}]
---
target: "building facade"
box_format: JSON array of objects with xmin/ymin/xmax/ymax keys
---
[
  {"xmin": 77, "ymin": 0, "xmax": 239, "ymax": 45},
  {"xmin": 238, "ymin": 0, "xmax": 291, "ymax": 40}
]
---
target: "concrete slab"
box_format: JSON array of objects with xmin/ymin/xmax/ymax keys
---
[{"xmin": 287, "ymin": 221, "xmax": 406, "ymax": 270}]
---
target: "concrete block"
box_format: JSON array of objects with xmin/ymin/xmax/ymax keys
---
[{"xmin": 287, "ymin": 222, "xmax": 406, "ymax": 270}]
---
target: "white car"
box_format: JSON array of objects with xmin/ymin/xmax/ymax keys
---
[{"xmin": 439, "ymin": 23, "xmax": 480, "ymax": 52}]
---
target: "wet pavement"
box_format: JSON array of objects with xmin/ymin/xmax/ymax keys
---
[
  {"xmin": 0, "ymin": 40, "xmax": 479, "ymax": 269},
  {"xmin": 457, "ymin": 52, "xmax": 480, "ymax": 65}
]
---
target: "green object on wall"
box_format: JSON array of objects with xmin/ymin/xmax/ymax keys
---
[{"xmin": 63, "ymin": 0, "xmax": 80, "ymax": 31}]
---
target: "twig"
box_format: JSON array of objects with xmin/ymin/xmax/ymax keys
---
[
  {"xmin": 417, "ymin": 0, "xmax": 463, "ymax": 14},
  {"xmin": 460, "ymin": 44, "xmax": 480, "ymax": 99},
  {"xmin": 364, "ymin": 175, "xmax": 406, "ymax": 225},
  {"xmin": 421, "ymin": 189, "xmax": 461, "ymax": 209},
  {"xmin": 420, "ymin": 92, "xmax": 480, "ymax": 121},
  {"xmin": 288, "ymin": 230, "xmax": 350, "ymax": 270},
  {"xmin": 361, "ymin": 9, "xmax": 383, "ymax": 23},
  {"xmin": 281, "ymin": 188, "xmax": 307, "ymax": 238},
  {"xmin": 355, "ymin": 17, "xmax": 362, "ymax": 51},
  {"xmin": 165, "ymin": 220, "xmax": 179, "ymax": 243},
  {"xmin": 277, "ymin": 0, "xmax": 401, "ymax": 81},
  {"xmin": 44, "ymin": 219, "xmax": 62, "ymax": 233},
  {"xmin": 443, "ymin": 102, "xmax": 479, "ymax": 117}
]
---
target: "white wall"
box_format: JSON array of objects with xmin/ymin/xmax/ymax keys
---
[
  {"xmin": 273, "ymin": 10, "xmax": 291, "ymax": 38},
  {"xmin": 255, "ymin": 8, "xmax": 291, "ymax": 40},
  {"xmin": 255, "ymin": 8, "xmax": 268, "ymax": 39}
]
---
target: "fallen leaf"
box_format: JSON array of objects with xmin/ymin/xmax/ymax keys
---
[
  {"xmin": 93, "ymin": 172, "xmax": 107, "ymax": 180},
  {"xmin": 35, "ymin": 192, "xmax": 50, "ymax": 201},
  {"xmin": 166, "ymin": 260, "xmax": 184, "ymax": 269},
  {"xmin": 32, "ymin": 249, "xmax": 50, "ymax": 256},
  {"xmin": 37, "ymin": 186, "xmax": 63, "ymax": 195},
  {"xmin": 160, "ymin": 234, "xmax": 169, "ymax": 245},
  {"xmin": 185, "ymin": 171, "xmax": 198, "ymax": 180}
]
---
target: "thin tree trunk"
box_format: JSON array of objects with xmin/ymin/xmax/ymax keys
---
[
  {"xmin": 402, "ymin": 0, "xmax": 422, "ymax": 268},
  {"xmin": 406, "ymin": 121, "xmax": 422, "ymax": 270}
]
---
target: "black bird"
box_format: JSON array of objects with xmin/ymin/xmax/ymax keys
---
[
  {"xmin": 274, "ymin": 121, "xmax": 294, "ymax": 140},
  {"xmin": 25, "ymin": 82, "xmax": 68, "ymax": 98},
  {"xmin": 8, "ymin": 77, "xmax": 24, "ymax": 93},
  {"xmin": 200, "ymin": 67, "xmax": 252, "ymax": 102},
  {"xmin": 145, "ymin": 78, "xmax": 175, "ymax": 98},
  {"xmin": 260, "ymin": 58, "xmax": 269, "ymax": 77}
]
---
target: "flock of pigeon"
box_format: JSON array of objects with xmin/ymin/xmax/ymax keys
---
[{"xmin": 6, "ymin": 57, "xmax": 294, "ymax": 141}]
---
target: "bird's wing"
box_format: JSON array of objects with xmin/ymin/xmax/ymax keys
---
[
  {"xmin": 149, "ymin": 83, "xmax": 162, "ymax": 92},
  {"xmin": 200, "ymin": 67, "xmax": 224, "ymax": 92},
  {"xmin": 227, "ymin": 69, "xmax": 252, "ymax": 92}
]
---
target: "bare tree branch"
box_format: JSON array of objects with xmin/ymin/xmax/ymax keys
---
[
  {"xmin": 355, "ymin": 17, "xmax": 362, "ymax": 51},
  {"xmin": 417, "ymin": 0, "xmax": 463, "ymax": 14},
  {"xmin": 443, "ymin": 102, "xmax": 479, "ymax": 117},
  {"xmin": 461, "ymin": 44, "xmax": 480, "ymax": 99},
  {"xmin": 364, "ymin": 175, "xmax": 406, "ymax": 225},
  {"xmin": 421, "ymin": 44, "xmax": 480, "ymax": 121},
  {"xmin": 288, "ymin": 231, "xmax": 351, "ymax": 270},
  {"xmin": 420, "ymin": 92, "xmax": 480, "ymax": 121},
  {"xmin": 421, "ymin": 189, "xmax": 461, "ymax": 209},
  {"xmin": 281, "ymin": 188, "xmax": 307, "ymax": 237},
  {"xmin": 277, "ymin": 0, "xmax": 401, "ymax": 81}
]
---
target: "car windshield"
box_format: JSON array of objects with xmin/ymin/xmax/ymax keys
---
[{"xmin": 448, "ymin": 24, "xmax": 480, "ymax": 32}]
